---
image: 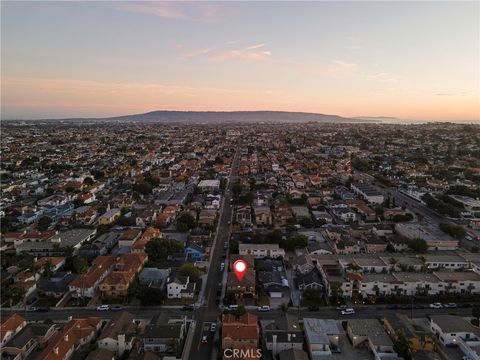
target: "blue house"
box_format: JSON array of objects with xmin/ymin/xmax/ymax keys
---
[{"xmin": 185, "ymin": 243, "xmax": 205, "ymax": 261}]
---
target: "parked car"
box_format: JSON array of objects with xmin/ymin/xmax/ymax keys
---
[
  {"xmin": 182, "ymin": 305, "xmax": 194, "ymax": 311},
  {"xmin": 110, "ymin": 305, "xmax": 123, "ymax": 311},
  {"xmin": 336, "ymin": 305, "xmax": 349, "ymax": 310},
  {"xmin": 429, "ymin": 303, "xmax": 443, "ymax": 309},
  {"xmin": 444, "ymin": 303, "xmax": 457, "ymax": 308},
  {"xmin": 387, "ymin": 304, "xmax": 399, "ymax": 310},
  {"xmin": 96, "ymin": 305, "xmax": 110, "ymax": 311},
  {"xmin": 340, "ymin": 308, "xmax": 355, "ymax": 315},
  {"xmin": 258, "ymin": 305, "xmax": 271, "ymax": 312},
  {"xmin": 201, "ymin": 335, "xmax": 208, "ymax": 344},
  {"xmin": 210, "ymin": 323, "xmax": 217, "ymax": 332},
  {"xmin": 308, "ymin": 306, "xmax": 320, "ymax": 311},
  {"xmin": 35, "ymin": 307, "xmax": 50, "ymax": 312}
]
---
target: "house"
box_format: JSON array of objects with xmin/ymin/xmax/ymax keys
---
[
  {"xmin": 263, "ymin": 315, "xmax": 304, "ymax": 356},
  {"xmin": 139, "ymin": 267, "xmax": 170, "ymax": 288},
  {"xmin": 36, "ymin": 317, "xmax": 102, "ymax": 360},
  {"xmin": 430, "ymin": 315, "xmax": 480, "ymax": 347},
  {"xmin": 351, "ymin": 183, "xmax": 384, "ymax": 204},
  {"xmin": 14, "ymin": 228, "xmax": 96, "ymax": 255},
  {"xmin": 197, "ymin": 180, "xmax": 220, "ymax": 192},
  {"xmin": 143, "ymin": 322, "xmax": 185, "ymax": 353},
  {"xmin": 98, "ymin": 208, "xmax": 121, "ymax": 225},
  {"xmin": 257, "ymin": 266, "xmax": 289, "ymax": 299},
  {"xmin": 185, "ymin": 243, "xmax": 205, "ymax": 261},
  {"xmin": 253, "ymin": 206, "xmax": 272, "ymax": 226},
  {"xmin": 383, "ymin": 313, "xmax": 435, "ymax": 352},
  {"xmin": 118, "ymin": 228, "xmax": 142, "ymax": 248},
  {"xmin": 35, "ymin": 256, "xmax": 66, "ymax": 273},
  {"xmin": 227, "ymin": 270, "xmax": 256, "ymax": 299},
  {"xmin": 37, "ymin": 271, "xmax": 78, "ymax": 298},
  {"xmin": 97, "ymin": 311, "xmax": 137, "ymax": 357},
  {"xmin": 166, "ymin": 275, "xmax": 196, "ymax": 299},
  {"xmin": 291, "ymin": 255, "xmax": 315, "ymax": 275},
  {"xmin": 303, "ymin": 318, "xmax": 340, "ymax": 357},
  {"xmin": 99, "ymin": 253, "xmax": 148, "ymax": 298},
  {"xmin": 239, "ymin": 243, "xmax": 285, "ymax": 259},
  {"xmin": 291, "ymin": 206, "xmax": 310, "ymax": 220},
  {"xmin": 236, "ymin": 206, "xmax": 252, "ymax": 226},
  {"xmin": 295, "ymin": 270, "xmax": 324, "ymax": 292},
  {"xmin": 79, "ymin": 231, "xmax": 121, "ymax": 260},
  {"xmin": 222, "ymin": 313, "xmax": 259, "ymax": 353},
  {"xmin": 346, "ymin": 319, "xmax": 398, "ymax": 359},
  {"xmin": 135, "ymin": 208, "xmax": 158, "ymax": 227},
  {"xmin": 1, "ymin": 314, "xmax": 27, "ymax": 348},
  {"xmin": 198, "ymin": 209, "xmax": 217, "ymax": 226},
  {"xmin": 69, "ymin": 256, "xmax": 115, "ymax": 298},
  {"xmin": 2, "ymin": 322, "xmax": 56, "ymax": 360},
  {"xmin": 132, "ymin": 227, "xmax": 162, "ymax": 253}
]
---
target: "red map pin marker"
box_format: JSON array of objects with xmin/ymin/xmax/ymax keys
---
[{"xmin": 233, "ymin": 260, "xmax": 247, "ymax": 282}]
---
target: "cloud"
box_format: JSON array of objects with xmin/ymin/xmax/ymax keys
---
[
  {"xmin": 246, "ymin": 43, "xmax": 266, "ymax": 50},
  {"xmin": 182, "ymin": 47, "xmax": 214, "ymax": 59},
  {"xmin": 435, "ymin": 92, "xmax": 467, "ymax": 96},
  {"xmin": 210, "ymin": 49, "xmax": 271, "ymax": 62},
  {"xmin": 116, "ymin": 2, "xmax": 223, "ymax": 23},
  {"xmin": 331, "ymin": 60, "xmax": 358, "ymax": 70},
  {"xmin": 174, "ymin": 43, "xmax": 183, "ymax": 49},
  {"xmin": 118, "ymin": 2, "xmax": 186, "ymax": 19},
  {"xmin": 209, "ymin": 43, "xmax": 271, "ymax": 62}
]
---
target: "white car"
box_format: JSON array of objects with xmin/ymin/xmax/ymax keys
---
[
  {"xmin": 96, "ymin": 305, "xmax": 110, "ymax": 311},
  {"xmin": 340, "ymin": 308, "xmax": 355, "ymax": 315},
  {"xmin": 258, "ymin": 305, "xmax": 271, "ymax": 312},
  {"xmin": 429, "ymin": 303, "xmax": 443, "ymax": 309}
]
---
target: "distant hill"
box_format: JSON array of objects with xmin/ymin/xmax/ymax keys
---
[
  {"xmin": 106, "ymin": 110, "xmax": 376, "ymax": 123},
  {"xmin": 6, "ymin": 110, "xmax": 378, "ymax": 124},
  {"xmin": 4, "ymin": 110, "xmax": 381, "ymax": 124}
]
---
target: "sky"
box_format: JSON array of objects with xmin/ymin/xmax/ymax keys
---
[{"xmin": 1, "ymin": 1, "xmax": 479, "ymax": 121}]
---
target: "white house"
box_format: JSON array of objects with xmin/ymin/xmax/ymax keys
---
[
  {"xmin": 239, "ymin": 243, "xmax": 286, "ymax": 259},
  {"xmin": 166, "ymin": 275, "xmax": 196, "ymax": 299},
  {"xmin": 97, "ymin": 312, "xmax": 137, "ymax": 357},
  {"xmin": 430, "ymin": 315, "xmax": 480, "ymax": 348}
]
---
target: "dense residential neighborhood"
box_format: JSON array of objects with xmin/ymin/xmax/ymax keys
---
[{"xmin": 1, "ymin": 121, "xmax": 479, "ymax": 360}]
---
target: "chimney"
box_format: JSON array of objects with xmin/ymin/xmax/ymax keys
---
[
  {"xmin": 64, "ymin": 334, "xmax": 69, "ymax": 341},
  {"xmin": 53, "ymin": 347, "xmax": 59, "ymax": 355}
]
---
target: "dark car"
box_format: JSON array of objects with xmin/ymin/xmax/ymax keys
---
[
  {"xmin": 110, "ymin": 305, "xmax": 124, "ymax": 311},
  {"xmin": 182, "ymin": 305, "xmax": 194, "ymax": 311},
  {"xmin": 35, "ymin": 307, "xmax": 50, "ymax": 312},
  {"xmin": 308, "ymin": 306, "xmax": 320, "ymax": 311},
  {"xmin": 387, "ymin": 304, "xmax": 399, "ymax": 310}
]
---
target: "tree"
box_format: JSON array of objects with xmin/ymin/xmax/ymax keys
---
[
  {"xmin": 393, "ymin": 329, "xmax": 412, "ymax": 360},
  {"xmin": 235, "ymin": 304, "xmax": 246, "ymax": 317},
  {"xmin": 136, "ymin": 285, "xmax": 166, "ymax": 306},
  {"xmin": 180, "ymin": 263, "xmax": 201, "ymax": 282},
  {"xmin": 72, "ymin": 256, "xmax": 88, "ymax": 274},
  {"xmin": 279, "ymin": 303, "xmax": 289, "ymax": 314},
  {"xmin": 83, "ymin": 177, "xmax": 94, "ymax": 186},
  {"xmin": 408, "ymin": 238, "xmax": 428, "ymax": 253},
  {"xmin": 37, "ymin": 216, "xmax": 52, "ymax": 231},
  {"xmin": 439, "ymin": 223, "xmax": 466, "ymax": 240},
  {"xmin": 145, "ymin": 238, "xmax": 183, "ymax": 263},
  {"xmin": 232, "ymin": 181, "xmax": 243, "ymax": 199},
  {"xmin": 133, "ymin": 181, "xmax": 152, "ymax": 195},
  {"xmin": 176, "ymin": 213, "xmax": 196, "ymax": 232},
  {"xmin": 41, "ymin": 260, "xmax": 54, "ymax": 279}
]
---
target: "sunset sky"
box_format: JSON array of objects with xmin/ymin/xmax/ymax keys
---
[{"xmin": 1, "ymin": 1, "xmax": 479, "ymax": 121}]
